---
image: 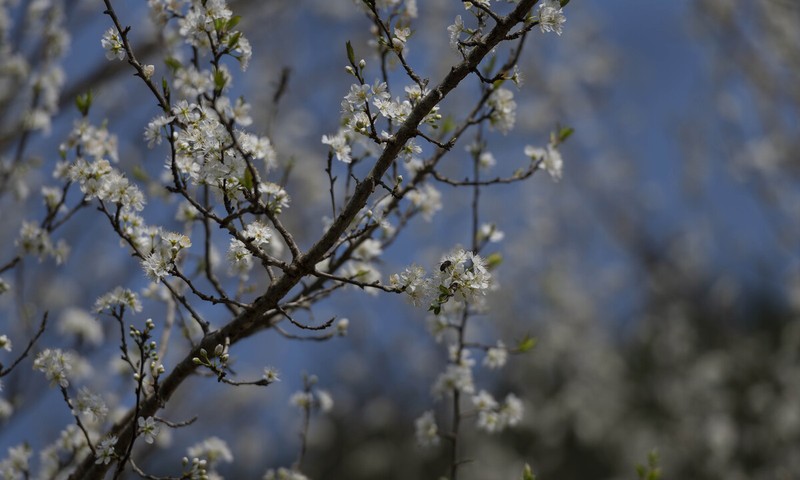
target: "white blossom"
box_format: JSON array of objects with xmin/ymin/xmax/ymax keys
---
[
  {"xmin": 95, "ymin": 436, "xmax": 117, "ymax": 465},
  {"xmin": 321, "ymin": 132, "xmax": 352, "ymax": 164},
  {"xmin": 436, "ymin": 248, "xmax": 492, "ymax": 303},
  {"xmin": 0, "ymin": 335, "xmax": 11, "ymax": 352},
  {"xmin": 94, "ymin": 287, "xmax": 142, "ymax": 313},
  {"xmin": 432, "ymin": 364, "xmax": 474, "ymax": 397},
  {"xmin": 390, "ymin": 265, "xmax": 431, "ymax": 307},
  {"xmin": 0, "ymin": 444, "xmax": 32, "ymax": 478},
  {"xmin": 101, "ymin": 28, "xmax": 125, "ymax": 61},
  {"xmin": 414, "ymin": 411, "xmax": 440, "ymax": 447},
  {"xmin": 525, "ymin": 142, "xmax": 564, "ymax": 181},
  {"xmin": 187, "ymin": 436, "xmax": 234, "ymax": 468},
  {"xmin": 406, "ymin": 184, "xmax": 442, "ymax": 222},
  {"xmin": 448, "ymin": 15, "xmax": 464, "ymax": 49},
  {"xmin": 290, "ymin": 391, "xmax": 312, "ymax": 409},
  {"xmin": 33, "ymin": 349, "xmax": 76, "ymax": 388},
  {"xmin": 537, "ymin": 0, "xmax": 566, "ymax": 36},
  {"xmin": 263, "ymin": 366, "xmax": 280, "ymax": 383},
  {"xmin": 138, "ymin": 416, "xmax": 161, "ymax": 444},
  {"xmin": 483, "ymin": 341, "xmax": 508, "ymax": 369},
  {"xmin": 75, "ymin": 387, "xmax": 108, "ymax": 422},
  {"xmin": 488, "ymin": 87, "xmax": 516, "ymax": 134},
  {"xmin": 316, "ymin": 389, "xmax": 334, "ymax": 413}
]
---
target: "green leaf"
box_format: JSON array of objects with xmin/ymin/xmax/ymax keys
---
[
  {"xmin": 131, "ymin": 165, "xmax": 149, "ymax": 183},
  {"xmin": 346, "ymin": 41, "xmax": 355, "ymax": 65},
  {"xmin": 242, "ymin": 168, "xmax": 254, "ymax": 191},
  {"xmin": 440, "ymin": 115, "xmax": 456, "ymax": 136},
  {"xmin": 226, "ymin": 16, "xmax": 241, "ymax": 30},
  {"xmin": 213, "ymin": 68, "xmax": 227, "ymax": 90},
  {"xmin": 164, "ymin": 56, "xmax": 182, "ymax": 72},
  {"xmin": 214, "ymin": 18, "xmax": 226, "ymax": 32},
  {"xmin": 227, "ymin": 31, "xmax": 242, "ymax": 49},
  {"xmin": 517, "ymin": 334, "xmax": 538, "ymax": 353},
  {"xmin": 522, "ymin": 463, "xmax": 536, "ymax": 480},
  {"xmin": 75, "ymin": 91, "xmax": 92, "ymax": 116},
  {"xmin": 636, "ymin": 465, "xmax": 646, "ymax": 479},
  {"xmin": 485, "ymin": 252, "xmax": 503, "ymax": 269},
  {"xmin": 557, "ymin": 126, "xmax": 575, "ymax": 143},
  {"xmin": 635, "ymin": 449, "xmax": 662, "ymax": 480}
]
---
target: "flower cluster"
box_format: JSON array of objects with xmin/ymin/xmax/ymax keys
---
[
  {"xmin": 537, "ymin": 0, "xmax": 567, "ymax": 36},
  {"xmin": 140, "ymin": 231, "xmax": 192, "ymax": 281},
  {"xmin": 323, "ymin": 81, "xmax": 441, "ymax": 164},
  {"xmin": 94, "ymin": 287, "xmax": 142, "ymax": 314},
  {"xmin": 525, "ymin": 140, "xmax": 564, "ymax": 181},
  {"xmin": 186, "ymin": 436, "xmax": 234, "ymax": 470},
  {"xmin": 487, "ymin": 87, "xmax": 517, "ymax": 134},
  {"xmin": 289, "ymin": 388, "xmax": 334, "ymax": 413},
  {"xmin": 74, "ymin": 387, "xmax": 109, "ymax": 422},
  {"xmin": 227, "ymin": 221, "xmax": 276, "ymax": 279},
  {"xmin": 167, "ymin": 101, "xmax": 276, "ymax": 197},
  {"xmin": 471, "ymin": 390, "xmax": 524, "ymax": 433},
  {"xmin": 95, "ymin": 436, "xmax": 117, "ymax": 465},
  {"xmin": 101, "ymin": 28, "xmax": 125, "ymax": 61},
  {"xmin": 389, "ymin": 264, "xmax": 430, "ymax": 307},
  {"xmin": 0, "ymin": 444, "xmax": 32, "ymax": 479},
  {"xmin": 33, "ymin": 348, "xmax": 86, "ymax": 388},
  {"xmin": 58, "ymin": 308, "xmax": 104, "ymax": 346},
  {"xmin": 174, "ymin": 0, "xmax": 252, "ymax": 69},
  {"xmin": 414, "ymin": 411, "xmax": 440, "ymax": 447},
  {"xmin": 16, "ymin": 221, "xmax": 69, "ymax": 264}
]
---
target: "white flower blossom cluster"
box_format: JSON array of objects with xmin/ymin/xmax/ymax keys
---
[
  {"xmin": 525, "ymin": 139, "xmax": 564, "ymax": 181},
  {"xmin": 471, "ymin": 390, "xmax": 524, "ymax": 433},
  {"xmin": 74, "ymin": 387, "xmax": 109, "ymax": 422},
  {"xmin": 227, "ymin": 221, "xmax": 275, "ymax": 279},
  {"xmin": 95, "ymin": 436, "xmax": 117, "ymax": 465},
  {"xmin": 537, "ymin": 0, "xmax": 567, "ymax": 36},
  {"xmin": 0, "ymin": 444, "xmax": 32, "ymax": 479},
  {"xmin": 290, "ymin": 388, "xmax": 334, "ymax": 413},
  {"xmin": 395, "ymin": 244, "xmax": 524, "ymax": 445},
  {"xmin": 100, "ymin": 27, "xmax": 125, "ymax": 61},
  {"xmin": 169, "ymin": 105, "xmax": 273, "ymax": 190},
  {"xmin": 58, "ymin": 308, "xmax": 104, "ymax": 346},
  {"xmin": 432, "ymin": 359, "xmax": 475, "ymax": 398},
  {"xmin": 140, "ymin": 231, "xmax": 192, "ymax": 281},
  {"xmin": 414, "ymin": 410, "xmax": 440, "ymax": 447},
  {"xmin": 15, "ymin": 221, "xmax": 69, "ymax": 264},
  {"xmin": 186, "ymin": 436, "xmax": 234, "ymax": 470},
  {"xmin": 487, "ymin": 87, "xmax": 517, "ymax": 134},
  {"xmin": 0, "ymin": 0, "xmax": 66, "ymax": 204},
  {"xmin": 94, "ymin": 287, "xmax": 142, "ymax": 314},
  {"xmin": 391, "ymin": 248, "xmax": 491, "ymax": 312},
  {"xmin": 33, "ymin": 348, "xmax": 89, "ymax": 388},
  {"xmin": 322, "ymin": 81, "xmax": 441, "ymax": 165}
]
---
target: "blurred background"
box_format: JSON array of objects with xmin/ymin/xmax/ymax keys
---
[{"xmin": 1, "ymin": 1, "xmax": 799, "ymax": 479}]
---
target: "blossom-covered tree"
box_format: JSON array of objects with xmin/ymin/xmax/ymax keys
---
[{"xmin": 0, "ymin": 0, "xmax": 570, "ymax": 479}]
